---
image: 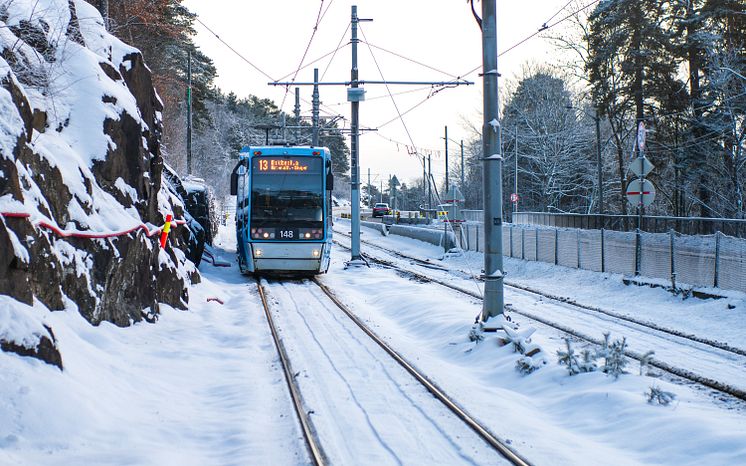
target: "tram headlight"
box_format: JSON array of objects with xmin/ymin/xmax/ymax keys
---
[
  {"xmin": 299, "ymin": 228, "xmax": 323, "ymax": 239},
  {"xmin": 311, "ymin": 249, "xmax": 320, "ymax": 257},
  {"xmin": 254, "ymin": 248, "xmax": 263, "ymax": 257},
  {"xmin": 262, "ymin": 232, "xmax": 269, "ymax": 239}
]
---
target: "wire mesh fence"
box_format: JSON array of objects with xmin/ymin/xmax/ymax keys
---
[{"xmin": 457, "ymin": 223, "xmax": 746, "ymax": 294}]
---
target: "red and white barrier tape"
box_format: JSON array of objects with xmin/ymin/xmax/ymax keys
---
[{"xmin": 0, "ymin": 211, "xmax": 186, "ymax": 240}]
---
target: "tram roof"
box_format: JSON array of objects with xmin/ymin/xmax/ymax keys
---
[{"xmin": 238, "ymin": 146, "xmax": 329, "ymax": 158}]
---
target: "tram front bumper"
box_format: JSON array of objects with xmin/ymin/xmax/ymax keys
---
[{"xmin": 251, "ymin": 243, "xmax": 324, "ymax": 272}]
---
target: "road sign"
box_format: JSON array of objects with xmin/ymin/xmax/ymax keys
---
[
  {"xmin": 629, "ymin": 155, "xmax": 654, "ymax": 177},
  {"xmin": 510, "ymin": 193, "xmax": 519, "ymax": 203},
  {"xmin": 626, "ymin": 179, "xmax": 656, "ymax": 207},
  {"xmin": 637, "ymin": 121, "xmax": 646, "ymax": 150}
]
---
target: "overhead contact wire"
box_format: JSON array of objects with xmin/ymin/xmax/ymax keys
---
[
  {"xmin": 280, "ymin": 0, "xmax": 331, "ymax": 112},
  {"xmin": 194, "ymin": 17, "xmax": 276, "ymax": 82},
  {"xmin": 359, "ymin": 25, "xmax": 423, "ymax": 163}
]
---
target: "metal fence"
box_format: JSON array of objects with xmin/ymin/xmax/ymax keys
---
[
  {"xmin": 458, "ymin": 223, "xmax": 746, "ymax": 294},
  {"xmin": 512, "ymin": 212, "xmax": 746, "ymax": 238}
]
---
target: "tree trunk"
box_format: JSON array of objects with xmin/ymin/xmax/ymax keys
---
[{"xmin": 98, "ymin": 0, "xmax": 109, "ymax": 30}]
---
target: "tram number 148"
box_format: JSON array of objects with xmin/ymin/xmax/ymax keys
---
[{"xmin": 279, "ymin": 230, "xmax": 295, "ymax": 239}]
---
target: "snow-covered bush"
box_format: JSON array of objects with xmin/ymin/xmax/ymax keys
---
[
  {"xmin": 515, "ymin": 355, "xmax": 545, "ymax": 375},
  {"xmin": 639, "ymin": 350, "xmax": 655, "ymax": 376},
  {"xmin": 557, "ymin": 339, "xmax": 600, "ymax": 376},
  {"xmin": 598, "ymin": 333, "xmax": 628, "ymax": 379},
  {"xmin": 579, "ymin": 348, "xmax": 598, "ymax": 373},
  {"xmin": 557, "ymin": 338, "xmax": 582, "ymax": 375},
  {"xmin": 646, "ymin": 385, "xmax": 676, "ymax": 406},
  {"xmin": 468, "ymin": 324, "xmax": 484, "ymax": 343}
]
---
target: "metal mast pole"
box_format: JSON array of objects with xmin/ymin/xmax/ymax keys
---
[
  {"xmin": 514, "ymin": 127, "xmax": 518, "ymax": 215},
  {"xmin": 422, "ymin": 157, "xmax": 427, "ymax": 211},
  {"xmin": 349, "ymin": 6, "xmax": 363, "ymax": 263},
  {"xmin": 428, "ymin": 154, "xmax": 432, "ymax": 210},
  {"xmin": 368, "ymin": 168, "xmax": 371, "ymax": 208},
  {"xmin": 187, "ymin": 50, "xmax": 193, "ymax": 175},
  {"xmin": 460, "ymin": 140, "xmax": 465, "ymax": 193},
  {"xmin": 481, "ymin": 0, "xmax": 505, "ymax": 321},
  {"xmin": 294, "ymin": 87, "xmax": 301, "ymax": 144},
  {"xmin": 312, "ymin": 68, "xmax": 320, "ymax": 147},
  {"xmin": 444, "ymin": 126, "xmax": 449, "ymax": 194}
]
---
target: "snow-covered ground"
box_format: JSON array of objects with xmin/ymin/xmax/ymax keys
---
[
  {"xmin": 0, "ymin": 221, "xmax": 306, "ymax": 465},
  {"xmin": 345, "ymin": 220, "xmax": 746, "ymax": 350},
  {"xmin": 2, "ymin": 219, "xmax": 746, "ymax": 465}
]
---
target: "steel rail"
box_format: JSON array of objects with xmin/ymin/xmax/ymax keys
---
[
  {"xmin": 332, "ymin": 236, "xmax": 746, "ymax": 402},
  {"xmin": 256, "ymin": 279, "xmax": 327, "ymax": 466},
  {"xmin": 334, "ymin": 230, "xmax": 746, "ymax": 358},
  {"xmin": 311, "ymin": 277, "xmax": 532, "ymax": 466}
]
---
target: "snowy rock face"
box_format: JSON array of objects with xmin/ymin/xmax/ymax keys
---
[{"xmin": 0, "ymin": 0, "xmax": 197, "ymax": 366}]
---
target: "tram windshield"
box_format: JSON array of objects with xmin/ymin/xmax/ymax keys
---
[{"xmin": 250, "ymin": 156, "xmax": 324, "ymax": 234}]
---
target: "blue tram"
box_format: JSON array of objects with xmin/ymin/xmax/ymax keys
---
[{"xmin": 230, "ymin": 146, "xmax": 334, "ymax": 275}]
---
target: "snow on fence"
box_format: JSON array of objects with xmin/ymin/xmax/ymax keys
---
[{"xmin": 457, "ymin": 223, "xmax": 746, "ymax": 294}]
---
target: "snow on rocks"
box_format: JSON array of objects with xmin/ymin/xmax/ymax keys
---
[
  {"xmin": 0, "ymin": 0, "xmax": 199, "ymax": 364},
  {"xmin": 0, "ymin": 296, "xmax": 62, "ymax": 369}
]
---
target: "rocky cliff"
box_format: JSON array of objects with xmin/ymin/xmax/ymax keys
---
[{"xmin": 0, "ymin": 0, "xmax": 199, "ymax": 368}]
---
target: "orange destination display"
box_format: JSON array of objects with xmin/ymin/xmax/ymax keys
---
[{"xmin": 256, "ymin": 158, "xmax": 310, "ymax": 172}]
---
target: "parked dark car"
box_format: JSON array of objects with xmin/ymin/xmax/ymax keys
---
[{"xmin": 372, "ymin": 203, "xmax": 391, "ymax": 218}]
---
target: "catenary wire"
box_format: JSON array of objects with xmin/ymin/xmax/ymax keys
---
[
  {"xmin": 361, "ymin": 42, "xmax": 463, "ymax": 80},
  {"xmin": 360, "ymin": 25, "xmax": 426, "ymax": 162},
  {"xmin": 280, "ymin": 0, "xmax": 332, "ymax": 112},
  {"xmin": 371, "ymin": 0, "xmax": 603, "ymax": 135},
  {"xmin": 193, "ymin": 17, "xmax": 277, "ymax": 82},
  {"xmin": 276, "ymin": 41, "xmax": 350, "ymax": 82},
  {"xmin": 321, "ymin": 23, "xmax": 351, "ymax": 81}
]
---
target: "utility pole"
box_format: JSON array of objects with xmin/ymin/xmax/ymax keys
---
[
  {"xmin": 368, "ymin": 168, "xmax": 371, "ymax": 208},
  {"xmin": 444, "ymin": 126, "xmax": 449, "ymax": 194},
  {"xmin": 186, "ymin": 50, "xmax": 193, "ymax": 175},
  {"xmin": 460, "ymin": 140, "xmax": 465, "ymax": 194},
  {"xmin": 422, "ymin": 157, "xmax": 427, "ymax": 211},
  {"xmin": 427, "ymin": 154, "xmax": 433, "ymax": 211},
  {"xmin": 514, "ymin": 127, "xmax": 518, "ymax": 215},
  {"xmin": 294, "ymin": 87, "xmax": 301, "ymax": 144},
  {"xmin": 348, "ymin": 6, "xmax": 364, "ymax": 265},
  {"xmin": 389, "ymin": 175, "xmax": 393, "ymax": 211},
  {"xmin": 267, "ymin": 5, "xmax": 472, "ymax": 264},
  {"xmin": 481, "ymin": 0, "xmax": 505, "ymax": 322},
  {"xmin": 312, "ymin": 68, "xmax": 320, "ymax": 147}
]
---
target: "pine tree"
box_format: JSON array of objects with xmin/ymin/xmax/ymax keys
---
[{"xmin": 587, "ymin": 0, "xmax": 679, "ymax": 215}]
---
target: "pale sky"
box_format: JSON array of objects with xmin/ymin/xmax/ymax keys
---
[{"xmin": 183, "ymin": 0, "xmax": 578, "ymax": 186}]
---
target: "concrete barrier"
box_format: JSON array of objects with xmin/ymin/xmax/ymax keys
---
[
  {"xmin": 361, "ymin": 220, "xmax": 387, "ymax": 235},
  {"xmin": 388, "ymin": 224, "xmax": 457, "ymax": 250}
]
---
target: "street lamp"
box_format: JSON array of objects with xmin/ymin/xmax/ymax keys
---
[{"xmin": 567, "ymin": 105, "xmax": 604, "ymax": 214}]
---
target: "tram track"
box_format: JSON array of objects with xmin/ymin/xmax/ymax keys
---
[
  {"xmin": 255, "ymin": 277, "xmax": 532, "ymax": 466},
  {"xmin": 332, "ymin": 232, "xmax": 746, "ymax": 403},
  {"xmin": 256, "ymin": 279, "xmax": 326, "ymax": 466},
  {"xmin": 338, "ymin": 230, "xmax": 746, "ymax": 358}
]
